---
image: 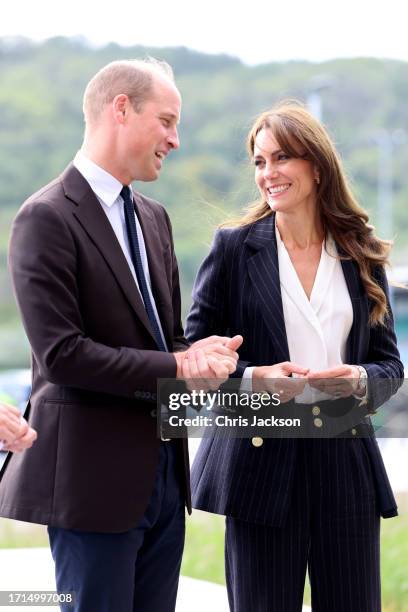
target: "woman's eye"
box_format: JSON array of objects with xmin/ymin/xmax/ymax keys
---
[
  {"xmin": 254, "ymin": 159, "xmax": 264, "ymax": 167},
  {"xmin": 278, "ymin": 153, "xmax": 290, "ymax": 161}
]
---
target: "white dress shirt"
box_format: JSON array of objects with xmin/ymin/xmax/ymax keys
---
[{"xmin": 73, "ymin": 150, "xmax": 168, "ymax": 350}]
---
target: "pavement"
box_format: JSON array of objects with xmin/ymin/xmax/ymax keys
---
[{"xmin": 0, "ymin": 547, "xmax": 311, "ymax": 611}]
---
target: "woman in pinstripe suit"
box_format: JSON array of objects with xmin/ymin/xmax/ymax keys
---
[{"xmin": 186, "ymin": 102, "xmax": 403, "ymax": 611}]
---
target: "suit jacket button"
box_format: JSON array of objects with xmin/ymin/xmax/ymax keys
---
[
  {"xmin": 312, "ymin": 405, "xmax": 320, "ymax": 416},
  {"xmin": 314, "ymin": 417, "xmax": 323, "ymax": 428},
  {"xmin": 150, "ymin": 409, "xmax": 157, "ymax": 417},
  {"xmin": 134, "ymin": 391, "xmax": 141, "ymax": 399},
  {"xmin": 351, "ymin": 428, "xmax": 357, "ymax": 435},
  {"xmin": 252, "ymin": 436, "xmax": 263, "ymax": 447}
]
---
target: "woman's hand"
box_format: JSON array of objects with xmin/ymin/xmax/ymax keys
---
[
  {"xmin": 253, "ymin": 362, "xmax": 309, "ymax": 403},
  {"xmin": 308, "ymin": 365, "xmax": 361, "ymax": 398}
]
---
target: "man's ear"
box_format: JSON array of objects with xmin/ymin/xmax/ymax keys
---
[{"xmin": 112, "ymin": 94, "xmax": 129, "ymax": 124}]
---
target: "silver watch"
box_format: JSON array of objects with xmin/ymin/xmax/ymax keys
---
[{"xmin": 356, "ymin": 365, "xmax": 368, "ymax": 391}]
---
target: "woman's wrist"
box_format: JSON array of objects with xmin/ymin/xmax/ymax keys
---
[{"xmin": 253, "ymin": 366, "xmax": 268, "ymax": 379}]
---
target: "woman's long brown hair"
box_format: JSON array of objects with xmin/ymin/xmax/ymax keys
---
[{"xmin": 225, "ymin": 101, "xmax": 391, "ymax": 326}]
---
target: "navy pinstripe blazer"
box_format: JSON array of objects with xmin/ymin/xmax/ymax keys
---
[{"xmin": 186, "ymin": 213, "xmax": 404, "ymax": 525}]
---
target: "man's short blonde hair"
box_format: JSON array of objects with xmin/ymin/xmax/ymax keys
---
[{"xmin": 83, "ymin": 58, "xmax": 174, "ymax": 125}]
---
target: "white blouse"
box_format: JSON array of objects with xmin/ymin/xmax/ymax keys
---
[
  {"xmin": 243, "ymin": 228, "xmax": 354, "ymax": 401},
  {"xmin": 276, "ymin": 226, "xmax": 353, "ymax": 402},
  {"xmin": 276, "ymin": 227, "xmax": 353, "ymax": 370}
]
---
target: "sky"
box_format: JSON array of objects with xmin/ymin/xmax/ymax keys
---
[{"xmin": 1, "ymin": 0, "xmax": 407, "ymax": 65}]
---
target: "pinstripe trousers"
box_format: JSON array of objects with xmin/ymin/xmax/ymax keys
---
[{"xmin": 225, "ymin": 438, "xmax": 381, "ymax": 612}]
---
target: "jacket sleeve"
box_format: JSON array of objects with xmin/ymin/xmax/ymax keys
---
[
  {"xmin": 361, "ymin": 266, "xmax": 404, "ymax": 410},
  {"xmin": 186, "ymin": 229, "xmax": 249, "ymax": 376},
  {"xmin": 162, "ymin": 207, "xmax": 189, "ymax": 353},
  {"xmin": 9, "ymin": 200, "xmax": 178, "ymax": 398}
]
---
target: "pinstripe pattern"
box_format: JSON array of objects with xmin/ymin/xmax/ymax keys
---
[
  {"xmin": 186, "ymin": 213, "xmax": 403, "ymax": 610},
  {"xmin": 225, "ymin": 440, "xmax": 380, "ymax": 612}
]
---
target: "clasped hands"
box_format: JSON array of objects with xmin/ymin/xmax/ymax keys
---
[
  {"xmin": 174, "ymin": 335, "xmax": 243, "ymax": 391},
  {"xmin": 0, "ymin": 403, "xmax": 37, "ymax": 452},
  {"xmin": 253, "ymin": 362, "xmax": 362, "ymax": 403}
]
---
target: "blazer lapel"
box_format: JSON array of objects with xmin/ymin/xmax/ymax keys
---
[
  {"xmin": 243, "ymin": 217, "xmax": 371, "ymax": 366},
  {"xmin": 340, "ymin": 254, "xmax": 369, "ymax": 363},
  {"xmin": 244, "ymin": 214, "xmax": 290, "ymax": 363},
  {"xmin": 133, "ymin": 191, "xmax": 174, "ymax": 345},
  {"xmin": 61, "ymin": 164, "xmax": 158, "ymax": 345}
]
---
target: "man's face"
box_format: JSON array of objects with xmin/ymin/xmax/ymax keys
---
[{"xmin": 120, "ymin": 76, "xmax": 181, "ymax": 183}]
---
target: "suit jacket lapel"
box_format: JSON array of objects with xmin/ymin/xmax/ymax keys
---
[
  {"xmin": 61, "ymin": 164, "xmax": 159, "ymax": 345},
  {"xmin": 243, "ymin": 215, "xmax": 371, "ymax": 366},
  {"xmin": 244, "ymin": 214, "xmax": 290, "ymax": 363},
  {"xmin": 133, "ymin": 191, "xmax": 174, "ymax": 346},
  {"xmin": 340, "ymin": 254, "xmax": 369, "ymax": 363}
]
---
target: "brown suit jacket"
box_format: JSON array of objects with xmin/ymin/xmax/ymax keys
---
[{"xmin": 0, "ymin": 163, "xmax": 191, "ymax": 532}]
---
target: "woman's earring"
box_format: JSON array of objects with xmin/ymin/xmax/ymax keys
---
[{"xmin": 315, "ymin": 175, "xmax": 320, "ymax": 184}]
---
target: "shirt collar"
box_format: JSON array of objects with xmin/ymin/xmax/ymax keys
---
[{"xmin": 73, "ymin": 150, "xmax": 125, "ymax": 208}]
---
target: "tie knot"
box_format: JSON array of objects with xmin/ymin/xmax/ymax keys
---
[{"xmin": 121, "ymin": 186, "xmax": 132, "ymax": 205}]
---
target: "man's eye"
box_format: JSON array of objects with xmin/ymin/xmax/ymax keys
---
[{"xmin": 161, "ymin": 118, "xmax": 170, "ymax": 127}]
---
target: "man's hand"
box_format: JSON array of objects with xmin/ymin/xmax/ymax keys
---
[
  {"xmin": 308, "ymin": 365, "xmax": 360, "ymax": 398},
  {"xmin": 0, "ymin": 403, "xmax": 37, "ymax": 452},
  {"xmin": 173, "ymin": 335, "xmax": 243, "ymax": 391},
  {"xmin": 187, "ymin": 335, "xmax": 243, "ymax": 373},
  {"xmin": 253, "ymin": 362, "xmax": 309, "ymax": 402}
]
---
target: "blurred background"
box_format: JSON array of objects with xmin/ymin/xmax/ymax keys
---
[
  {"xmin": 1, "ymin": 37, "xmax": 408, "ymax": 364},
  {"xmin": 0, "ymin": 1, "xmax": 407, "ymax": 609}
]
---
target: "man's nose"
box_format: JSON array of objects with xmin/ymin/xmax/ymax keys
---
[{"xmin": 168, "ymin": 127, "xmax": 180, "ymax": 150}]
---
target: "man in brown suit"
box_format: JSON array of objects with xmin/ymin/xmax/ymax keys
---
[{"xmin": 0, "ymin": 58, "xmax": 241, "ymax": 611}]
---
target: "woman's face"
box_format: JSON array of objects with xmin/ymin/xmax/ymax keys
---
[{"xmin": 253, "ymin": 128, "xmax": 319, "ymax": 214}]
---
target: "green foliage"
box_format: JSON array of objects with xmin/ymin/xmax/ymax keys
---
[
  {"xmin": 0, "ymin": 518, "xmax": 47, "ymax": 548},
  {"xmin": 1, "ymin": 38, "xmax": 408, "ymax": 365},
  {"xmin": 181, "ymin": 512, "xmax": 226, "ymax": 585}
]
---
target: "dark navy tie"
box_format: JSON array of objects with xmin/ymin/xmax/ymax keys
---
[{"xmin": 121, "ymin": 186, "xmax": 167, "ymax": 352}]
